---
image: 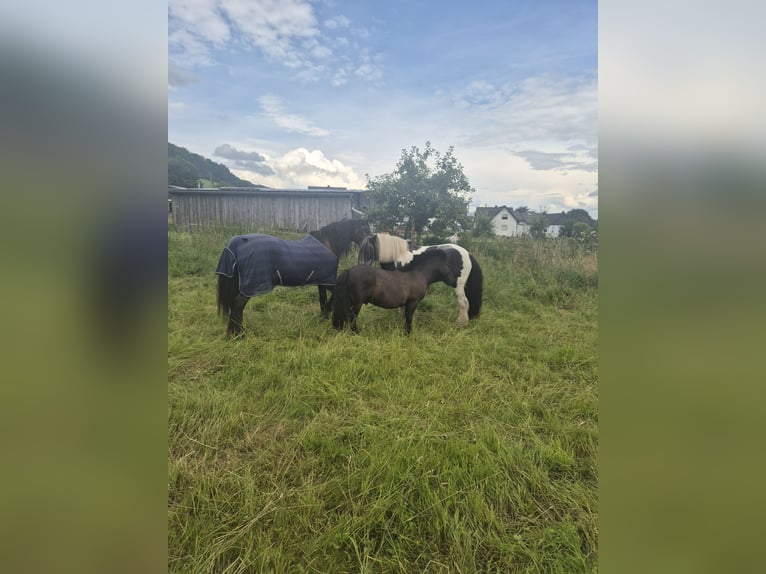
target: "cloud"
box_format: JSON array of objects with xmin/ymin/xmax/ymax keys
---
[
  {"xmin": 451, "ymin": 74, "xmax": 598, "ymax": 148},
  {"xmin": 168, "ymin": 0, "xmax": 383, "ymax": 85},
  {"xmin": 515, "ymin": 149, "xmax": 598, "ymax": 172},
  {"xmin": 324, "ymin": 15, "xmax": 350, "ymax": 30},
  {"xmin": 258, "ymin": 95, "xmax": 330, "ymax": 136},
  {"xmin": 453, "ymin": 80, "xmax": 504, "ymax": 108},
  {"xmin": 232, "ymin": 147, "xmax": 366, "ymax": 189},
  {"xmin": 169, "ymin": 0, "xmax": 317, "ymax": 70},
  {"xmin": 168, "ymin": 62, "xmax": 199, "ymax": 87},
  {"xmin": 213, "ymin": 143, "xmax": 266, "ymax": 162},
  {"xmin": 213, "ymin": 143, "xmax": 274, "ymax": 176}
]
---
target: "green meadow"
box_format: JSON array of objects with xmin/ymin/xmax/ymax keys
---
[{"xmin": 168, "ymin": 227, "xmax": 598, "ymax": 573}]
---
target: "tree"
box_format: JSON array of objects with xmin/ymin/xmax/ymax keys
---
[
  {"xmin": 365, "ymin": 142, "xmax": 473, "ymax": 240},
  {"xmin": 560, "ymin": 209, "xmax": 597, "ymax": 237},
  {"xmin": 530, "ymin": 212, "xmax": 548, "ymax": 239},
  {"xmin": 168, "ymin": 156, "xmax": 199, "ymax": 188},
  {"xmin": 472, "ymin": 213, "xmax": 494, "ymax": 237}
]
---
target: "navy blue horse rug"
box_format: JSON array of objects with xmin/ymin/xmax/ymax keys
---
[{"xmin": 216, "ymin": 233, "xmax": 339, "ymax": 297}]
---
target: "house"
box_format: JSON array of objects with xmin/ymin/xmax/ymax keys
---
[
  {"xmin": 474, "ymin": 206, "xmax": 525, "ymax": 236},
  {"xmin": 542, "ymin": 211, "xmax": 569, "ymax": 238},
  {"xmin": 474, "ymin": 205, "xmax": 570, "ymax": 237}
]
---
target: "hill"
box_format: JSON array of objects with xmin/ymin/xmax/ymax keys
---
[{"xmin": 168, "ymin": 143, "xmax": 257, "ymax": 188}]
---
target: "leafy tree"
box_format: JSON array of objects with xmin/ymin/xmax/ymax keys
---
[
  {"xmin": 365, "ymin": 142, "xmax": 473, "ymax": 240},
  {"xmin": 472, "ymin": 213, "xmax": 494, "ymax": 237},
  {"xmin": 560, "ymin": 209, "xmax": 597, "ymax": 237},
  {"xmin": 530, "ymin": 212, "xmax": 548, "ymax": 239},
  {"xmin": 516, "ymin": 206, "xmax": 529, "ymax": 214},
  {"xmin": 571, "ymin": 221, "xmax": 591, "ymax": 238}
]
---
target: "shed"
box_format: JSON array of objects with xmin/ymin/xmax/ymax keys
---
[{"xmin": 168, "ymin": 186, "xmax": 366, "ymax": 231}]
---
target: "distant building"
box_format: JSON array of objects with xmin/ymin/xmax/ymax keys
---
[
  {"xmin": 474, "ymin": 205, "xmax": 570, "ymax": 237},
  {"xmin": 168, "ymin": 185, "xmax": 368, "ymax": 231}
]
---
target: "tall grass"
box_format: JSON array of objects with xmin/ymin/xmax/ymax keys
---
[{"xmin": 168, "ymin": 227, "xmax": 598, "ymax": 573}]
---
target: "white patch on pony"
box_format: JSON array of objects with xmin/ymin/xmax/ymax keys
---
[
  {"xmin": 411, "ymin": 244, "xmax": 472, "ymax": 325},
  {"xmin": 376, "ymin": 234, "xmax": 412, "ymax": 266}
]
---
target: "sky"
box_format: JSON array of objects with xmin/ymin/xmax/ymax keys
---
[{"xmin": 168, "ymin": 0, "xmax": 597, "ymax": 218}]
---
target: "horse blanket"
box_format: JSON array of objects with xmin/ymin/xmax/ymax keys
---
[{"xmin": 216, "ymin": 233, "xmax": 339, "ymax": 297}]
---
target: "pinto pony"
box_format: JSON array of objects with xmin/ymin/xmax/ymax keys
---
[
  {"xmin": 358, "ymin": 233, "xmax": 483, "ymax": 325},
  {"xmin": 333, "ymin": 246, "xmax": 461, "ymax": 334},
  {"xmin": 216, "ymin": 218, "xmax": 371, "ymax": 337}
]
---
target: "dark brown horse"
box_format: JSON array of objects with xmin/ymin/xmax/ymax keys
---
[
  {"xmin": 217, "ymin": 218, "xmax": 371, "ymax": 337},
  {"xmin": 332, "ymin": 246, "xmax": 462, "ymax": 334},
  {"xmin": 358, "ymin": 233, "xmax": 483, "ymax": 325}
]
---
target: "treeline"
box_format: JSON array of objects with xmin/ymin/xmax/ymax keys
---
[{"xmin": 168, "ymin": 143, "xmax": 255, "ymax": 188}]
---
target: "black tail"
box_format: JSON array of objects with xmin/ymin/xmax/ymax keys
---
[
  {"xmin": 465, "ymin": 254, "xmax": 483, "ymax": 318},
  {"xmin": 331, "ymin": 270, "xmax": 352, "ymax": 329},
  {"xmin": 358, "ymin": 235, "xmax": 377, "ymax": 265},
  {"xmin": 217, "ymin": 270, "xmax": 239, "ymax": 319}
]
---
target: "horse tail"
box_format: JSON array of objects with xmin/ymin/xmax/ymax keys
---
[
  {"xmin": 217, "ymin": 267, "xmax": 239, "ymax": 319},
  {"xmin": 332, "ymin": 269, "xmax": 352, "ymax": 329},
  {"xmin": 358, "ymin": 235, "xmax": 376, "ymax": 265},
  {"xmin": 465, "ymin": 254, "xmax": 483, "ymax": 319}
]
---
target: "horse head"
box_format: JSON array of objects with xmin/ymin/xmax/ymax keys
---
[
  {"xmin": 353, "ymin": 220, "xmax": 372, "ymax": 247},
  {"xmin": 407, "ymin": 247, "xmax": 459, "ymax": 288},
  {"xmin": 441, "ymin": 259, "xmax": 459, "ymax": 288}
]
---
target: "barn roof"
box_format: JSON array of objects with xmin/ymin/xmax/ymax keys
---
[{"xmin": 168, "ymin": 186, "xmax": 364, "ymax": 198}]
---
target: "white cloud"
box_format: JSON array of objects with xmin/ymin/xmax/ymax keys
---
[
  {"xmin": 168, "ymin": 0, "xmax": 231, "ymax": 46},
  {"xmin": 453, "ymin": 75, "xmax": 597, "ymax": 147},
  {"xmin": 169, "ymin": 0, "xmax": 318, "ymax": 70},
  {"xmin": 168, "ymin": 0, "xmax": 383, "ymax": 85},
  {"xmin": 232, "ymin": 147, "xmax": 366, "ymax": 189},
  {"xmin": 258, "ymin": 95, "xmax": 330, "ymax": 137}
]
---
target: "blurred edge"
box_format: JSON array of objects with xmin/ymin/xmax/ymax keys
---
[
  {"xmin": 2, "ymin": 1, "xmax": 765, "ymax": 573},
  {"xmin": 600, "ymin": 1, "xmax": 766, "ymax": 573},
  {"xmin": 0, "ymin": 3, "xmax": 167, "ymax": 574}
]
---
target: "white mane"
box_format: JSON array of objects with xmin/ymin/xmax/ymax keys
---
[{"xmin": 376, "ymin": 233, "xmax": 413, "ymax": 265}]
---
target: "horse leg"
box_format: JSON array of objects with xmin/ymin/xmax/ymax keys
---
[
  {"xmin": 404, "ymin": 299, "xmax": 419, "ymax": 335},
  {"xmin": 318, "ymin": 285, "xmax": 334, "ymax": 317},
  {"xmin": 350, "ymin": 303, "xmax": 362, "ymax": 333},
  {"xmin": 325, "ymin": 286, "xmax": 335, "ymax": 316},
  {"xmin": 455, "ymin": 287, "xmax": 470, "ymax": 326},
  {"xmin": 227, "ymin": 293, "xmax": 249, "ymax": 337}
]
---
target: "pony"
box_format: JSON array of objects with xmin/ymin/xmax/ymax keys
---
[
  {"xmin": 357, "ymin": 233, "xmax": 483, "ymax": 325},
  {"xmin": 332, "ymin": 246, "xmax": 462, "ymax": 334},
  {"xmin": 216, "ymin": 218, "xmax": 371, "ymax": 337}
]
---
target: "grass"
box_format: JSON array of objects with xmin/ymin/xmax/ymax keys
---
[{"xmin": 168, "ymin": 227, "xmax": 598, "ymax": 573}]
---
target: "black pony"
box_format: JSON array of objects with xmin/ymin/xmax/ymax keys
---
[
  {"xmin": 358, "ymin": 233, "xmax": 483, "ymax": 325},
  {"xmin": 217, "ymin": 218, "xmax": 371, "ymax": 337},
  {"xmin": 332, "ymin": 246, "xmax": 462, "ymax": 334}
]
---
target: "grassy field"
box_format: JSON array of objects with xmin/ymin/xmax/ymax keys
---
[{"xmin": 168, "ymin": 226, "xmax": 598, "ymax": 573}]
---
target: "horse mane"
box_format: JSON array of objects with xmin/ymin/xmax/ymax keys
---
[
  {"xmin": 358, "ymin": 235, "xmax": 377, "ymax": 265},
  {"xmin": 376, "ymin": 233, "xmax": 413, "ymax": 266},
  {"xmin": 311, "ymin": 219, "xmax": 369, "ymax": 258}
]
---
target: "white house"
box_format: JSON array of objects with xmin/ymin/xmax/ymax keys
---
[
  {"xmin": 474, "ymin": 205, "xmax": 525, "ymax": 236},
  {"xmin": 474, "ymin": 206, "xmax": 569, "ymax": 237}
]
